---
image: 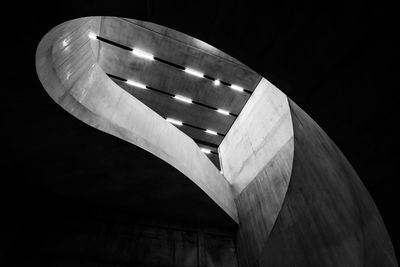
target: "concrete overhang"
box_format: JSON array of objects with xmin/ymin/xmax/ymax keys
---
[{"xmin": 36, "ymin": 16, "xmax": 295, "ymax": 226}]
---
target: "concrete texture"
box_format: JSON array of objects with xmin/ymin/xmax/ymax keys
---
[
  {"xmin": 231, "ymin": 97, "xmax": 397, "ymax": 266},
  {"xmin": 6, "ymin": 205, "xmax": 238, "ymax": 266},
  {"xmin": 35, "ymin": 17, "xmax": 238, "ymax": 223},
  {"xmin": 95, "ymin": 16, "xmax": 262, "ymax": 152},
  {"xmin": 219, "ymin": 78, "xmax": 293, "ymax": 195},
  {"xmin": 248, "ymin": 99, "xmax": 397, "ymax": 266},
  {"xmin": 99, "ymin": 17, "xmax": 260, "ymax": 93},
  {"xmin": 219, "ymin": 78, "xmax": 294, "ymax": 265},
  {"xmin": 35, "ymin": 15, "xmax": 397, "ymax": 267}
]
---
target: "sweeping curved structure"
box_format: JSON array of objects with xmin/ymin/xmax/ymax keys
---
[{"xmin": 36, "ymin": 16, "xmax": 397, "ymax": 266}]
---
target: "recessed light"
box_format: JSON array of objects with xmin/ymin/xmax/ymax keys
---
[
  {"xmin": 201, "ymin": 148, "xmax": 211, "ymax": 154},
  {"xmin": 205, "ymin": 129, "xmax": 218, "ymax": 135},
  {"xmin": 174, "ymin": 95, "xmax": 192, "ymax": 104},
  {"xmin": 217, "ymin": 109, "xmax": 230, "ymax": 116},
  {"xmin": 166, "ymin": 118, "xmax": 183, "ymax": 126},
  {"xmin": 126, "ymin": 80, "xmax": 146, "ymax": 89},
  {"xmin": 132, "ymin": 48, "xmax": 154, "ymax": 61},
  {"xmin": 184, "ymin": 68, "xmax": 204, "ymax": 78},
  {"xmin": 88, "ymin": 32, "xmax": 97, "ymax": 40},
  {"xmin": 230, "ymin": 84, "xmax": 244, "ymax": 92}
]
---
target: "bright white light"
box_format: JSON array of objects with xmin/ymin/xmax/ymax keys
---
[
  {"xmin": 126, "ymin": 80, "xmax": 146, "ymax": 89},
  {"xmin": 62, "ymin": 39, "xmax": 70, "ymax": 47},
  {"xmin": 184, "ymin": 68, "xmax": 204, "ymax": 78},
  {"xmin": 201, "ymin": 148, "xmax": 211, "ymax": 154},
  {"xmin": 174, "ymin": 95, "xmax": 192, "ymax": 104},
  {"xmin": 88, "ymin": 32, "xmax": 97, "ymax": 40},
  {"xmin": 220, "ymin": 170, "xmax": 224, "ymax": 174},
  {"xmin": 213, "ymin": 79, "xmax": 220, "ymax": 86},
  {"xmin": 132, "ymin": 48, "xmax": 154, "ymax": 61},
  {"xmin": 217, "ymin": 109, "xmax": 230, "ymax": 116},
  {"xmin": 166, "ymin": 118, "xmax": 183, "ymax": 126},
  {"xmin": 230, "ymin": 84, "xmax": 244, "ymax": 92},
  {"xmin": 205, "ymin": 129, "xmax": 218, "ymax": 135}
]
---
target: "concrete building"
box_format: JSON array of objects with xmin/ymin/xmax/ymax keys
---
[{"xmin": 2, "ymin": 3, "xmax": 398, "ymax": 266}]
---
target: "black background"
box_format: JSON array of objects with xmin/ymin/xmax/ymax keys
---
[{"xmin": 2, "ymin": 0, "xmax": 398, "ymax": 261}]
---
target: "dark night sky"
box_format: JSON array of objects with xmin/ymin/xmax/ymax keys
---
[{"xmin": 2, "ymin": 0, "xmax": 399, "ymax": 259}]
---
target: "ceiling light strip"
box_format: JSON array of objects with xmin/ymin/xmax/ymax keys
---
[
  {"xmin": 96, "ymin": 36, "xmax": 251, "ymax": 94},
  {"xmin": 106, "ymin": 73, "xmax": 238, "ymax": 118},
  {"xmin": 174, "ymin": 95, "xmax": 192, "ymax": 104},
  {"xmin": 230, "ymin": 84, "xmax": 244, "ymax": 92},
  {"xmin": 96, "ymin": 36, "xmax": 133, "ymax": 51},
  {"xmin": 193, "ymin": 138, "xmax": 219, "ymax": 155},
  {"xmin": 161, "ymin": 116, "xmax": 226, "ymax": 138},
  {"xmin": 193, "ymin": 138, "xmax": 219, "ymax": 149},
  {"xmin": 163, "ymin": 119, "xmax": 222, "ymax": 151},
  {"xmin": 217, "ymin": 109, "xmax": 230, "ymax": 116},
  {"xmin": 183, "ymin": 122, "xmax": 226, "ymax": 137},
  {"xmin": 154, "ymin": 56, "xmax": 185, "ymax": 70},
  {"xmin": 126, "ymin": 79, "xmax": 146, "ymax": 89},
  {"xmin": 131, "ymin": 48, "xmax": 155, "ymax": 60},
  {"xmin": 166, "ymin": 118, "xmax": 183, "ymax": 126},
  {"xmin": 184, "ymin": 68, "xmax": 204, "ymax": 78},
  {"xmin": 161, "ymin": 118, "xmax": 221, "ymax": 154},
  {"xmin": 205, "ymin": 129, "xmax": 218, "ymax": 135},
  {"xmin": 88, "ymin": 32, "xmax": 97, "ymax": 40},
  {"xmin": 201, "ymin": 148, "xmax": 211, "ymax": 154}
]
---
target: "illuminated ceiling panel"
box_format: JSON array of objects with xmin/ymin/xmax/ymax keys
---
[{"xmin": 95, "ymin": 17, "xmax": 262, "ymax": 168}]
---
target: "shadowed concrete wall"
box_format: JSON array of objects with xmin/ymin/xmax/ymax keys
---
[
  {"xmin": 6, "ymin": 210, "xmax": 238, "ymax": 266},
  {"xmin": 35, "ymin": 17, "xmax": 237, "ymax": 223},
  {"xmin": 252, "ymin": 99, "xmax": 397, "ymax": 266},
  {"xmin": 220, "ymin": 81, "xmax": 397, "ymax": 265}
]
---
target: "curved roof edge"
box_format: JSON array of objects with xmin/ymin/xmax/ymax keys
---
[{"xmin": 35, "ymin": 16, "xmax": 238, "ymax": 223}]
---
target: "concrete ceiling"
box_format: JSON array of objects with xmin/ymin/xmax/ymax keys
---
[{"xmin": 96, "ymin": 17, "xmax": 261, "ymax": 168}]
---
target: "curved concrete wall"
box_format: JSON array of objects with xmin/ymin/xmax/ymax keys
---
[
  {"xmin": 36, "ymin": 16, "xmax": 397, "ymax": 266},
  {"xmin": 252, "ymin": 99, "xmax": 397, "ymax": 266},
  {"xmin": 35, "ymin": 17, "xmax": 238, "ymax": 222},
  {"xmin": 220, "ymin": 82, "xmax": 397, "ymax": 265}
]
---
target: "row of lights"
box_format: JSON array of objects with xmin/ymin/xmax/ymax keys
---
[
  {"xmin": 165, "ymin": 118, "xmax": 218, "ymax": 136},
  {"xmin": 89, "ymin": 32, "xmax": 228, "ymax": 156},
  {"xmin": 107, "ymin": 73, "xmax": 231, "ymax": 137},
  {"xmin": 88, "ymin": 32, "xmax": 247, "ymax": 93},
  {"xmin": 164, "ymin": 118, "xmax": 214, "ymax": 154},
  {"xmin": 123, "ymin": 77, "xmax": 234, "ymax": 117},
  {"xmin": 109, "ymin": 74, "xmax": 225, "ymax": 154},
  {"xmin": 120, "ymin": 77, "xmax": 221, "ymax": 155}
]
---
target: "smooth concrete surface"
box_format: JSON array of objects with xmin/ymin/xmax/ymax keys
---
[
  {"xmin": 219, "ymin": 78, "xmax": 294, "ymax": 265},
  {"xmin": 232, "ymin": 98, "xmax": 398, "ymax": 266},
  {"xmin": 35, "ymin": 17, "xmax": 238, "ymax": 223},
  {"xmin": 219, "ymin": 77, "xmax": 293, "ymax": 196},
  {"xmin": 36, "ymin": 16, "xmax": 397, "ymax": 267},
  {"xmin": 100, "ymin": 17, "xmax": 260, "ymax": 93},
  {"xmin": 95, "ymin": 17, "xmax": 261, "ymax": 150}
]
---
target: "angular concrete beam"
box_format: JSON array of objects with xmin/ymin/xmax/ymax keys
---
[{"xmin": 220, "ymin": 78, "xmax": 294, "ymax": 262}]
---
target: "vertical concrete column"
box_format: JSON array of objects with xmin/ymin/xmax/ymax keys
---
[{"xmin": 219, "ymin": 78, "xmax": 294, "ymax": 265}]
